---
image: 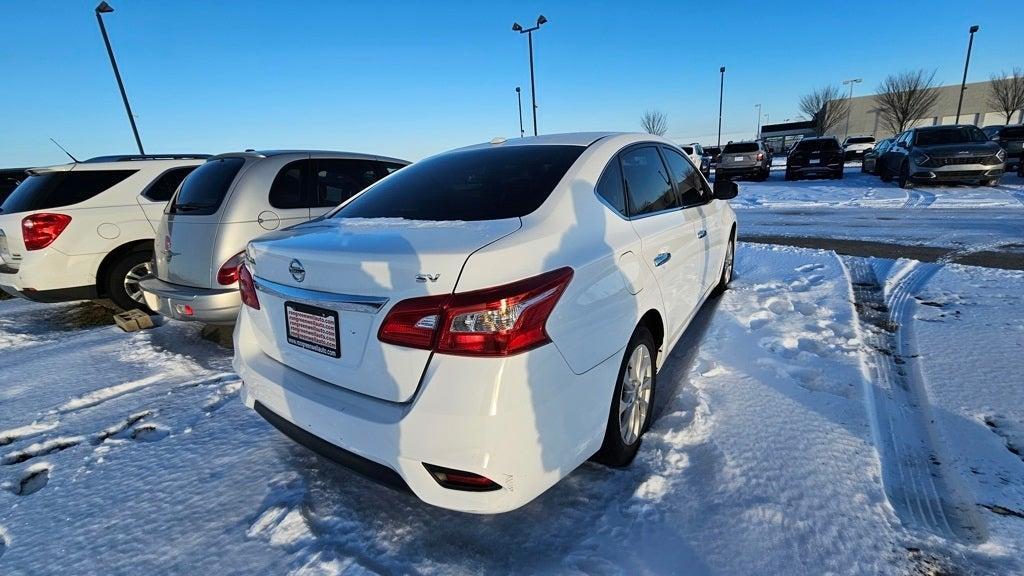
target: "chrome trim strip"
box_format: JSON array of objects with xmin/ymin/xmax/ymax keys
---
[{"xmin": 253, "ymin": 275, "xmax": 389, "ymax": 313}]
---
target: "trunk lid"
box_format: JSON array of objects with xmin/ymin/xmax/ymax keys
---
[
  {"xmin": 246, "ymin": 216, "xmax": 521, "ymax": 403},
  {"xmin": 155, "ymin": 214, "xmax": 222, "ymax": 287},
  {"xmin": 0, "ymin": 213, "xmax": 23, "ymax": 271}
]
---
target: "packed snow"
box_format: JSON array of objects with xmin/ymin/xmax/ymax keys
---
[{"xmin": 1, "ymin": 242, "xmax": 1021, "ymax": 575}]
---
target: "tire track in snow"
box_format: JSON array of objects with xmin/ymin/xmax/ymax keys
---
[
  {"xmin": 840, "ymin": 256, "xmax": 986, "ymax": 543},
  {"xmin": 901, "ymin": 189, "xmax": 937, "ymax": 209},
  {"xmin": 1009, "ymin": 189, "xmax": 1024, "ymax": 208}
]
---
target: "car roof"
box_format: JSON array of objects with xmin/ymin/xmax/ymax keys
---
[
  {"xmin": 83, "ymin": 154, "xmax": 211, "ymax": 163},
  {"xmin": 207, "ymin": 150, "xmax": 410, "ymax": 164},
  {"xmin": 799, "ymin": 136, "xmax": 839, "ymax": 141},
  {"xmin": 27, "ymin": 157, "xmax": 209, "ymax": 174},
  {"xmin": 915, "ymin": 124, "xmax": 977, "ymax": 132}
]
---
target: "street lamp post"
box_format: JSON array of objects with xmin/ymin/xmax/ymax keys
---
[
  {"xmin": 955, "ymin": 25, "xmax": 980, "ymax": 123},
  {"xmin": 95, "ymin": 1, "xmax": 144, "ymax": 155},
  {"xmin": 842, "ymin": 78, "xmax": 862, "ymax": 139},
  {"xmin": 717, "ymin": 66, "xmax": 725, "ymax": 148},
  {"xmin": 515, "ymin": 87, "xmax": 525, "ymax": 138},
  {"xmin": 755, "ymin": 103, "xmax": 762, "ymax": 138},
  {"xmin": 512, "ymin": 15, "xmax": 547, "ymax": 136}
]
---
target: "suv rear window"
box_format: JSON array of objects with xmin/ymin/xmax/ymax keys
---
[
  {"xmin": 915, "ymin": 126, "xmax": 989, "ymax": 146},
  {"xmin": 0, "ymin": 169, "xmax": 136, "ymax": 214},
  {"xmin": 168, "ymin": 157, "xmax": 245, "ymax": 215},
  {"xmin": 333, "ymin": 145, "xmax": 585, "ymax": 221},
  {"xmin": 722, "ymin": 143, "xmax": 758, "ymax": 153},
  {"xmin": 794, "ymin": 139, "xmax": 840, "ymax": 152},
  {"xmin": 845, "ymin": 137, "xmax": 875, "ymax": 144}
]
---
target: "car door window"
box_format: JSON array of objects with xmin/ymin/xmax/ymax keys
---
[
  {"xmin": 142, "ymin": 166, "xmax": 197, "ymax": 202},
  {"xmin": 621, "ymin": 146, "xmax": 678, "ymax": 216},
  {"xmin": 661, "ymin": 147, "xmax": 706, "ymax": 207},
  {"xmin": 269, "ymin": 160, "xmax": 308, "ymax": 209},
  {"xmin": 314, "ymin": 159, "xmax": 384, "ymax": 208},
  {"xmin": 595, "ymin": 157, "xmax": 627, "ymax": 216}
]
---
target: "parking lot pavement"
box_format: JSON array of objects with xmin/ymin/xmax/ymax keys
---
[{"xmin": 1, "ymin": 244, "xmax": 1021, "ymax": 575}]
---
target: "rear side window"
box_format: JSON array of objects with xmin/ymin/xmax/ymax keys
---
[
  {"xmin": 0, "ymin": 169, "xmax": 136, "ymax": 214},
  {"xmin": 333, "ymin": 145, "xmax": 584, "ymax": 221},
  {"xmin": 722, "ymin": 143, "xmax": 758, "ymax": 153},
  {"xmin": 621, "ymin": 146, "xmax": 678, "ymax": 216},
  {"xmin": 142, "ymin": 166, "xmax": 197, "ymax": 202},
  {"xmin": 595, "ymin": 158, "xmax": 627, "ymax": 216},
  {"xmin": 169, "ymin": 157, "xmax": 245, "ymax": 215},
  {"xmin": 269, "ymin": 161, "xmax": 307, "ymax": 209},
  {"xmin": 661, "ymin": 148, "xmax": 706, "ymax": 206},
  {"xmin": 314, "ymin": 159, "xmax": 385, "ymax": 207}
]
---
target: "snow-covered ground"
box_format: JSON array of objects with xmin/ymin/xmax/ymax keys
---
[{"xmin": 1, "ymin": 244, "xmax": 1021, "ymax": 575}]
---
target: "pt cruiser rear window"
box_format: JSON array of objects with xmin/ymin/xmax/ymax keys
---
[
  {"xmin": 333, "ymin": 145, "xmax": 585, "ymax": 221},
  {"xmin": 168, "ymin": 157, "xmax": 245, "ymax": 215}
]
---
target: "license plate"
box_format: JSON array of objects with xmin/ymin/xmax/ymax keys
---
[
  {"xmin": 733, "ymin": 156, "xmax": 745, "ymax": 161},
  {"xmin": 285, "ymin": 301, "xmax": 340, "ymax": 358},
  {"xmin": 809, "ymin": 159, "xmax": 821, "ymax": 165}
]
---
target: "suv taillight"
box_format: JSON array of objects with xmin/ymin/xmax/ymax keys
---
[
  {"xmin": 378, "ymin": 267, "xmax": 573, "ymax": 357},
  {"xmin": 22, "ymin": 213, "xmax": 72, "ymax": 251},
  {"xmin": 217, "ymin": 251, "xmax": 246, "ymax": 285},
  {"xmin": 238, "ymin": 263, "xmax": 260, "ymax": 310},
  {"xmin": 756, "ymin": 152, "xmax": 765, "ymax": 161}
]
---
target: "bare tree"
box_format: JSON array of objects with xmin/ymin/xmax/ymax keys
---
[
  {"xmin": 640, "ymin": 109, "xmax": 668, "ymax": 136},
  {"xmin": 988, "ymin": 68, "xmax": 1024, "ymax": 124},
  {"xmin": 873, "ymin": 69, "xmax": 941, "ymax": 135},
  {"xmin": 798, "ymin": 85, "xmax": 849, "ymax": 136}
]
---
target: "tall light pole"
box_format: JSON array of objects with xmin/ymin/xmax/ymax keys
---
[
  {"xmin": 515, "ymin": 87, "xmax": 525, "ymax": 138},
  {"xmin": 95, "ymin": 2, "xmax": 144, "ymax": 155},
  {"xmin": 955, "ymin": 25, "xmax": 980, "ymax": 123},
  {"xmin": 842, "ymin": 78, "xmax": 862, "ymax": 139},
  {"xmin": 755, "ymin": 103, "xmax": 762, "ymax": 138},
  {"xmin": 717, "ymin": 66, "xmax": 725, "ymax": 147},
  {"xmin": 512, "ymin": 15, "xmax": 547, "ymax": 136}
]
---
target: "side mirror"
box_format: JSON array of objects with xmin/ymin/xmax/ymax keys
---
[{"xmin": 713, "ymin": 178, "xmax": 738, "ymax": 200}]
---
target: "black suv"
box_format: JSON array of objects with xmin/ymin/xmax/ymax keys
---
[
  {"xmin": 982, "ymin": 125, "xmax": 1024, "ymax": 172},
  {"xmin": 879, "ymin": 125, "xmax": 1005, "ymax": 188},
  {"xmin": 785, "ymin": 137, "xmax": 844, "ymax": 180}
]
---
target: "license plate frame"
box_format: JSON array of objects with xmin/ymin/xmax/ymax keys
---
[
  {"xmin": 809, "ymin": 159, "xmax": 821, "ymax": 165},
  {"xmin": 284, "ymin": 301, "xmax": 341, "ymax": 358},
  {"xmin": 733, "ymin": 155, "xmax": 745, "ymax": 161}
]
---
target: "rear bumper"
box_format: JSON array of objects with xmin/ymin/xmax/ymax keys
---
[
  {"xmin": 716, "ymin": 165, "xmax": 765, "ymax": 178},
  {"xmin": 0, "ymin": 248, "xmax": 102, "ymax": 302},
  {"xmin": 233, "ymin": 307, "xmax": 620, "ymax": 514},
  {"xmin": 140, "ymin": 276, "xmax": 240, "ymax": 324},
  {"xmin": 788, "ymin": 163, "xmax": 843, "ymax": 174}
]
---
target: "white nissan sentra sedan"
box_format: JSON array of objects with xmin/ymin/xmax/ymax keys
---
[{"xmin": 233, "ymin": 132, "xmax": 738, "ymax": 513}]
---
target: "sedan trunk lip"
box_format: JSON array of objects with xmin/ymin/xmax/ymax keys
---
[{"xmin": 253, "ymin": 274, "xmax": 390, "ymax": 313}]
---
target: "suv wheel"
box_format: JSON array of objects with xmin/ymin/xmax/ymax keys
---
[
  {"xmin": 982, "ymin": 177, "xmax": 999, "ymax": 187},
  {"xmin": 594, "ymin": 325, "xmax": 657, "ymax": 467},
  {"xmin": 106, "ymin": 250, "xmax": 154, "ymax": 313},
  {"xmin": 898, "ymin": 162, "xmax": 913, "ymax": 189}
]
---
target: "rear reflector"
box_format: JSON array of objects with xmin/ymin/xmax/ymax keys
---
[
  {"xmin": 423, "ymin": 463, "xmax": 501, "ymax": 492},
  {"xmin": 238, "ymin": 263, "xmax": 260, "ymax": 310},
  {"xmin": 22, "ymin": 213, "xmax": 72, "ymax": 251}
]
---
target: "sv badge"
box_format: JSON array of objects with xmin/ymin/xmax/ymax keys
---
[{"xmin": 416, "ymin": 273, "xmax": 441, "ymax": 283}]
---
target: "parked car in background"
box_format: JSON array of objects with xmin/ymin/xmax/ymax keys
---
[
  {"xmin": 0, "ymin": 168, "xmax": 28, "ymax": 205},
  {"xmin": 140, "ymin": 150, "xmax": 409, "ymax": 325},
  {"xmin": 861, "ymin": 138, "xmax": 894, "ymax": 174},
  {"xmin": 233, "ymin": 132, "xmax": 738, "ymax": 513},
  {"xmin": 681, "ymin": 143, "xmax": 710, "ymax": 177},
  {"xmin": 786, "ymin": 137, "xmax": 844, "ymax": 180},
  {"xmin": 842, "ymin": 136, "xmax": 875, "ymax": 160},
  {"xmin": 716, "ymin": 141, "xmax": 771, "ymax": 181},
  {"xmin": 0, "ymin": 154, "xmax": 208, "ymax": 310},
  {"xmin": 704, "ymin": 146, "xmax": 721, "ymax": 167},
  {"xmin": 982, "ymin": 124, "xmax": 1024, "ymax": 172},
  {"xmin": 879, "ymin": 125, "xmax": 1005, "ymax": 189}
]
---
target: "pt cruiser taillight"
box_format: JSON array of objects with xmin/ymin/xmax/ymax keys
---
[
  {"xmin": 379, "ymin": 267, "xmax": 573, "ymax": 357},
  {"xmin": 22, "ymin": 213, "xmax": 72, "ymax": 251}
]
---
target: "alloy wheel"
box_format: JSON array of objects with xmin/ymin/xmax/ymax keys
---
[
  {"xmin": 123, "ymin": 261, "xmax": 152, "ymax": 304},
  {"xmin": 618, "ymin": 343, "xmax": 653, "ymax": 445}
]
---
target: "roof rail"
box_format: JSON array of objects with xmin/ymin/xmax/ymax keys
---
[{"xmin": 83, "ymin": 154, "xmax": 213, "ymax": 163}]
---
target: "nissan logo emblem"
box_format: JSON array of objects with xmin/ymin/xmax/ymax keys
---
[{"xmin": 289, "ymin": 259, "xmax": 305, "ymax": 283}]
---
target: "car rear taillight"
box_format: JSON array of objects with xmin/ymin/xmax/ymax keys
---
[
  {"xmin": 378, "ymin": 267, "xmax": 573, "ymax": 357},
  {"xmin": 217, "ymin": 251, "xmax": 246, "ymax": 286},
  {"xmin": 423, "ymin": 463, "xmax": 501, "ymax": 492},
  {"xmin": 756, "ymin": 152, "xmax": 765, "ymax": 161},
  {"xmin": 22, "ymin": 213, "xmax": 72, "ymax": 251},
  {"xmin": 238, "ymin": 263, "xmax": 260, "ymax": 310}
]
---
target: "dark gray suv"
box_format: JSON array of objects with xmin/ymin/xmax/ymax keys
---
[
  {"xmin": 716, "ymin": 141, "xmax": 771, "ymax": 181},
  {"xmin": 879, "ymin": 125, "xmax": 1005, "ymax": 189}
]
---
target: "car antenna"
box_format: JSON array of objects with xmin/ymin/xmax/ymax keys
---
[{"xmin": 49, "ymin": 138, "xmax": 80, "ymax": 163}]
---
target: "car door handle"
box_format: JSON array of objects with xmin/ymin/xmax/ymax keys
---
[
  {"xmin": 653, "ymin": 252, "xmax": 671, "ymax": 267},
  {"xmin": 697, "ymin": 229, "xmax": 708, "ymax": 239}
]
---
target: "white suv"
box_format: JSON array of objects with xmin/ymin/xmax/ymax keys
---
[
  {"xmin": 233, "ymin": 133, "xmax": 738, "ymax": 513},
  {"xmin": 842, "ymin": 136, "xmax": 875, "ymax": 160},
  {"xmin": 0, "ymin": 154, "xmax": 208, "ymax": 311}
]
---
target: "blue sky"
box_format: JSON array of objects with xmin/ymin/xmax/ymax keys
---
[{"xmin": 2, "ymin": 1, "xmax": 1021, "ymax": 166}]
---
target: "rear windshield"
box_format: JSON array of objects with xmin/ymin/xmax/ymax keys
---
[
  {"xmin": 846, "ymin": 137, "xmax": 875, "ymax": 144},
  {"xmin": 168, "ymin": 157, "xmax": 245, "ymax": 215},
  {"xmin": 0, "ymin": 169, "xmax": 136, "ymax": 214},
  {"xmin": 915, "ymin": 126, "xmax": 989, "ymax": 146},
  {"xmin": 1001, "ymin": 126, "xmax": 1024, "ymax": 139},
  {"xmin": 794, "ymin": 139, "xmax": 840, "ymax": 152},
  {"xmin": 722, "ymin": 143, "xmax": 758, "ymax": 153},
  {"xmin": 332, "ymin": 145, "xmax": 585, "ymax": 221},
  {"xmin": 681, "ymin": 146, "xmax": 694, "ymax": 154}
]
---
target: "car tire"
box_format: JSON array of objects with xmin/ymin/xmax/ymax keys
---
[
  {"xmin": 982, "ymin": 178, "xmax": 999, "ymax": 187},
  {"xmin": 880, "ymin": 164, "xmax": 893, "ymax": 182},
  {"xmin": 594, "ymin": 325, "xmax": 657, "ymax": 467},
  {"xmin": 898, "ymin": 162, "xmax": 913, "ymax": 189},
  {"xmin": 784, "ymin": 171, "xmax": 796, "ymax": 181},
  {"xmin": 106, "ymin": 249, "xmax": 155, "ymax": 313},
  {"xmin": 711, "ymin": 236, "xmax": 735, "ymax": 297}
]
